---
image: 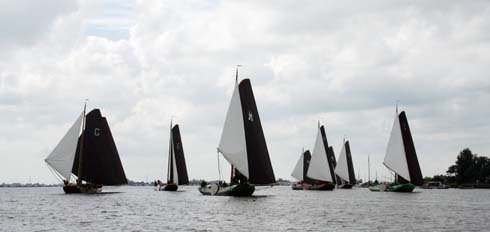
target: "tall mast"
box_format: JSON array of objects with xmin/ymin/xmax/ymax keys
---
[
  {"xmin": 235, "ymin": 64, "xmax": 241, "ymax": 83},
  {"xmin": 168, "ymin": 119, "xmax": 174, "ymax": 183},
  {"xmin": 76, "ymin": 99, "xmax": 88, "ymax": 186},
  {"xmin": 368, "ymin": 154, "xmax": 370, "ymax": 182}
]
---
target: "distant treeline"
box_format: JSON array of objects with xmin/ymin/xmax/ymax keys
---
[{"xmin": 425, "ymin": 148, "xmax": 490, "ymax": 187}]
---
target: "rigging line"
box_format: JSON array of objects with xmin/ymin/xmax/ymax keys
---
[{"xmin": 45, "ymin": 163, "xmax": 64, "ymax": 184}]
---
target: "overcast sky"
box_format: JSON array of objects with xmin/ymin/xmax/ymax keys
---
[{"xmin": 1, "ymin": 0, "xmax": 489, "ymax": 184}]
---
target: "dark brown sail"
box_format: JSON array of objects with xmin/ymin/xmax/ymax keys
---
[
  {"xmin": 238, "ymin": 79, "xmax": 275, "ymax": 185},
  {"xmin": 172, "ymin": 124, "xmax": 189, "ymax": 185},
  {"xmin": 320, "ymin": 126, "xmax": 340, "ymax": 184},
  {"xmin": 345, "ymin": 141, "xmax": 356, "ymax": 184},
  {"xmin": 398, "ymin": 111, "xmax": 423, "ymax": 186},
  {"xmin": 72, "ymin": 109, "xmax": 127, "ymax": 185},
  {"xmin": 303, "ymin": 150, "xmax": 316, "ymax": 184}
]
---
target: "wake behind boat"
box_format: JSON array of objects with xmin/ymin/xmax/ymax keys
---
[
  {"xmin": 369, "ymin": 107, "xmax": 423, "ymax": 192},
  {"xmin": 199, "ymin": 68, "xmax": 275, "ymax": 196},
  {"xmin": 45, "ymin": 103, "xmax": 127, "ymax": 194},
  {"xmin": 158, "ymin": 121, "xmax": 189, "ymax": 191}
]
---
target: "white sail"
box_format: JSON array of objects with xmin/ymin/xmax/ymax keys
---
[
  {"xmin": 335, "ymin": 142, "xmax": 350, "ymax": 182},
  {"xmin": 45, "ymin": 112, "xmax": 83, "ymax": 181},
  {"xmin": 172, "ymin": 137, "xmax": 179, "ymax": 184},
  {"xmin": 291, "ymin": 153, "xmax": 304, "ymax": 181},
  {"xmin": 306, "ymin": 127, "xmax": 333, "ymax": 182},
  {"xmin": 383, "ymin": 113, "xmax": 411, "ymax": 181},
  {"xmin": 218, "ymin": 83, "xmax": 249, "ymax": 178}
]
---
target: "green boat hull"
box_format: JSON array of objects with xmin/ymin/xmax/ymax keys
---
[
  {"xmin": 369, "ymin": 183, "xmax": 415, "ymax": 192},
  {"xmin": 199, "ymin": 183, "xmax": 255, "ymax": 196}
]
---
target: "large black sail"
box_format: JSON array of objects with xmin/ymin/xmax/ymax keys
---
[
  {"xmin": 72, "ymin": 109, "xmax": 127, "ymax": 185},
  {"xmin": 172, "ymin": 124, "xmax": 189, "ymax": 185},
  {"xmin": 303, "ymin": 150, "xmax": 316, "ymax": 184},
  {"xmin": 320, "ymin": 126, "xmax": 340, "ymax": 184},
  {"xmin": 344, "ymin": 141, "xmax": 356, "ymax": 184},
  {"xmin": 238, "ymin": 79, "xmax": 275, "ymax": 185},
  {"xmin": 398, "ymin": 111, "xmax": 423, "ymax": 186}
]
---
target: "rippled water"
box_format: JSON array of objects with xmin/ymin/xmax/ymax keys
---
[{"xmin": 1, "ymin": 186, "xmax": 489, "ymax": 231}]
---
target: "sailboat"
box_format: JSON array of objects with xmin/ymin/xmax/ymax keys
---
[
  {"xmin": 290, "ymin": 149, "xmax": 315, "ymax": 190},
  {"xmin": 303, "ymin": 124, "xmax": 335, "ymax": 190},
  {"xmin": 45, "ymin": 103, "xmax": 127, "ymax": 194},
  {"xmin": 334, "ymin": 139, "xmax": 356, "ymax": 189},
  {"xmin": 159, "ymin": 121, "xmax": 189, "ymax": 191},
  {"xmin": 198, "ymin": 68, "xmax": 275, "ymax": 196},
  {"xmin": 369, "ymin": 108, "xmax": 423, "ymax": 192}
]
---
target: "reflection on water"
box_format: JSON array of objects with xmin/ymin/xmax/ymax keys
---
[{"xmin": 0, "ymin": 186, "xmax": 489, "ymax": 231}]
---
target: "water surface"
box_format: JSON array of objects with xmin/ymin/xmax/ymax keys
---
[{"xmin": 1, "ymin": 186, "xmax": 488, "ymax": 231}]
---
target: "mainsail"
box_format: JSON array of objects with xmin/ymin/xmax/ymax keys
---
[
  {"xmin": 168, "ymin": 128, "xmax": 178, "ymax": 184},
  {"xmin": 306, "ymin": 127, "xmax": 333, "ymax": 182},
  {"xmin": 398, "ymin": 111, "xmax": 423, "ymax": 185},
  {"xmin": 335, "ymin": 140, "xmax": 356, "ymax": 184},
  {"xmin": 383, "ymin": 111, "xmax": 423, "ymax": 186},
  {"xmin": 302, "ymin": 150, "xmax": 315, "ymax": 184},
  {"xmin": 171, "ymin": 124, "xmax": 189, "ymax": 185},
  {"xmin": 45, "ymin": 112, "xmax": 84, "ymax": 181},
  {"xmin": 320, "ymin": 125, "xmax": 340, "ymax": 184},
  {"xmin": 72, "ymin": 109, "xmax": 127, "ymax": 185},
  {"xmin": 218, "ymin": 78, "xmax": 275, "ymax": 185}
]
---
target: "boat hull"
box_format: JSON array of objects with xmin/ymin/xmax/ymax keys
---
[
  {"xmin": 159, "ymin": 183, "xmax": 178, "ymax": 191},
  {"xmin": 63, "ymin": 184, "xmax": 81, "ymax": 194},
  {"xmin": 303, "ymin": 182, "xmax": 335, "ymax": 191},
  {"xmin": 291, "ymin": 183, "xmax": 303, "ymax": 190},
  {"xmin": 338, "ymin": 183, "xmax": 353, "ymax": 189},
  {"xmin": 199, "ymin": 183, "xmax": 255, "ymax": 196},
  {"xmin": 63, "ymin": 184, "xmax": 102, "ymax": 194},
  {"xmin": 369, "ymin": 183, "xmax": 415, "ymax": 192}
]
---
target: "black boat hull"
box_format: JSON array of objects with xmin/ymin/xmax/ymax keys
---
[
  {"xmin": 63, "ymin": 184, "xmax": 102, "ymax": 194},
  {"xmin": 160, "ymin": 183, "xmax": 178, "ymax": 191},
  {"xmin": 339, "ymin": 183, "xmax": 353, "ymax": 189},
  {"xmin": 199, "ymin": 183, "xmax": 255, "ymax": 196},
  {"xmin": 303, "ymin": 182, "xmax": 335, "ymax": 191}
]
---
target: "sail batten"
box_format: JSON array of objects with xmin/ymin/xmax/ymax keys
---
[{"xmin": 45, "ymin": 112, "xmax": 84, "ymax": 181}]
